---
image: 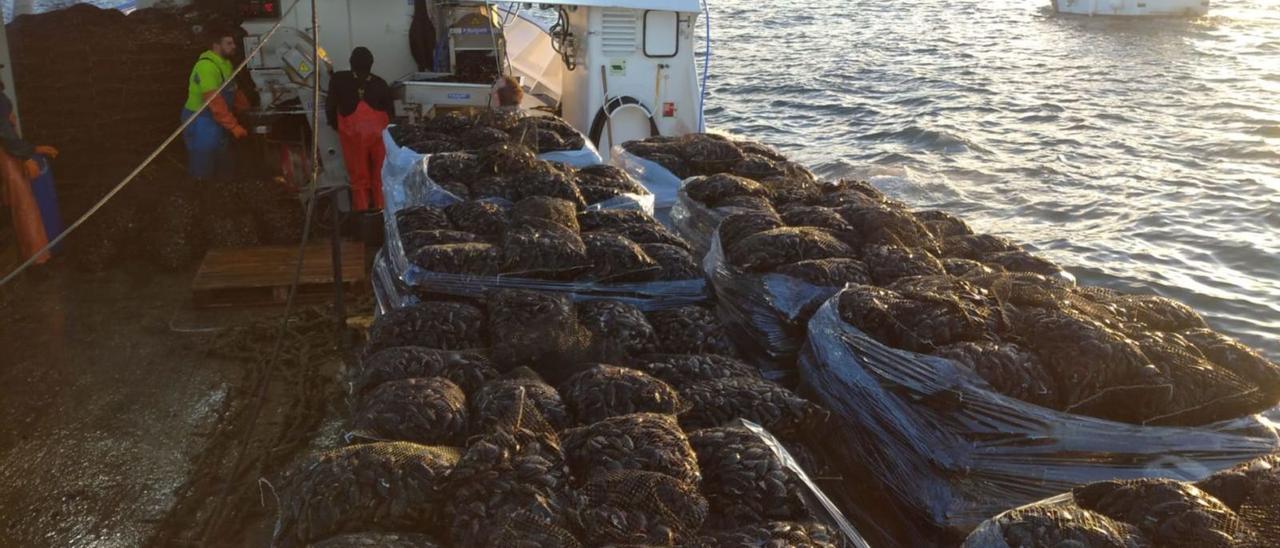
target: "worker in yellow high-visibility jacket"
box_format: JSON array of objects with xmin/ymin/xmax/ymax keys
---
[{"xmin": 180, "ymin": 28, "xmax": 250, "ymax": 181}]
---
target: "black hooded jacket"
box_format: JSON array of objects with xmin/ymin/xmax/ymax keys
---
[{"xmin": 326, "ymin": 47, "xmax": 393, "ymax": 129}]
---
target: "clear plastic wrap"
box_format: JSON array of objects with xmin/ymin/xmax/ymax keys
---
[
  {"xmin": 670, "ymin": 187, "xmax": 763, "ymax": 258},
  {"xmin": 799, "ymin": 293, "xmax": 1280, "ymax": 544},
  {"xmin": 372, "ymin": 248, "xmax": 419, "ymax": 316},
  {"xmin": 703, "ymin": 232, "xmax": 842, "ymax": 381},
  {"xmin": 733, "ymin": 419, "xmax": 872, "ymax": 548},
  {"xmin": 611, "ymin": 145, "xmax": 685, "ymax": 210},
  {"xmin": 537, "ymin": 139, "xmax": 603, "ymax": 168},
  {"xmin": 381, "ymin": 130, "xmax": 705, "ymax": 311}
]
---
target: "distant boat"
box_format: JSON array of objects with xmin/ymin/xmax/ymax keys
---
[{"xmin": 1052, "ymin": 0, "xmax": 1209, "ymax": 16}]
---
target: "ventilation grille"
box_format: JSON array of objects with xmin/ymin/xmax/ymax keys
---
[{"xmin": 600, "ymin": 8, "xmax": 638, "ymax": 55}]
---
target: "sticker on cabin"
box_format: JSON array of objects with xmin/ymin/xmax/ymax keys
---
[{"xmin": 609, "ymin": 59, "xmax": 627, "ymax": 77}]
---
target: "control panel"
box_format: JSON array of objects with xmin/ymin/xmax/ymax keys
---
[{"xmin": 238, "ymin": 0, "xmax": 283, "ymax": 19}]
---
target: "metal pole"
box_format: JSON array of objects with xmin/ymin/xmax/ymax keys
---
[
  {"xmin": 330, "ymin": 192, "xmax": 348, "ymax": 350},
  {"xmin": 600, "ymin": 64, "xmax": 614, "ymax": 149}
]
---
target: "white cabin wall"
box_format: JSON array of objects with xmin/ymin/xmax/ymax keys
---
[
  {"xmin": 0, "ymin": 16, "xmax": 18, "ymax": 132},
  {"xmin": 241, "ymin": 0, "xmax": 417, "ymax": 79},
  {"xmin": 560, "ymin": 5, "xmax": 701, "ymax": 156}
]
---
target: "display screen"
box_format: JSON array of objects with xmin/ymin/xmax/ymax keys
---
[{"xmin": 239, "ymin": 0, "xmax": 282, "ymax": 19}]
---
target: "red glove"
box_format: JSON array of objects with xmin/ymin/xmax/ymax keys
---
[
  {"xmin": 34, "ymin": 145, "xmax": 58, "ymax": 159},
  {"xmin": 231, "ymin": 126, "xmax": 249, "ymax": 139},
  {"xmin": 23, "ymin": 159, "xmax": 40, "ymax": 179}
]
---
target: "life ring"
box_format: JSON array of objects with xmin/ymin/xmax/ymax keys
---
[{"xmin": 588, "ymin": 96, "xmax": 661, "ymax": 148}]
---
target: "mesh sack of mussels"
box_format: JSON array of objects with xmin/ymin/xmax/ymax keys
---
[
  {"xmin": 799, "ymin": 292, "xmax": 1280, "ymax": 543},
  {"xmin": 576, "ymin": 469, "xmax": 709, "ymax": 546},
  {"xmin": 692, "ymin": 521, "xmax": 842, "ymax": 548},
  {"xmin": 558, "ymin": 364, "xmax": 682, "ymax": 425},
  {"xmin": 446, "ymin": 406, "xmax": 583, "ymax": 547},
  {"xmin": 615, "ymin": 133, "xmax": 815, "ymax": 215},
  {"xmin": 645, "ymin": 305, "xmax": 739, "ymax": 357},
  {"xmin": 386, "ymin": 139, "xmax": 645, "ymax": 216},
  {"xmin": 487, "ymin": 289, "xmax": 591, "ymax": 371},
  {"xmin": 273, "ymin": 442, "xmax": 459, "ymax": 548},
  {"xmin": 704, "ymin": 214, "xmax": 866, "ymax": 374},
  {"xmin": 560, "ymin": 413, "xmax": 701, "ymax": 486},
  {"xmin": 964, "ymin": 471, "xmax": 1280, "ymax": 547},
  {"xmin": 687, "ymin": 425, "xmax": 811, "ymax": 529},
  {"xmin": 354, "ymin": 347, "xmax": 499, "ymax": 396},
  {"xmin": 349, "ymin": 377, "xmax": 468, "ymax": 446},
  {"xmin": 1196, "ymin": 455, "xmax": 1280, "ymax": 542},
  {"xmin": 576, "ymin": 300, "xmax": 660, "ymax": 362},
  {"xmin": 629, "ymin": 354, "xmax": 764, "ymax": 389},
  {"xmin": 364, "ymin": 300, "xmax": 488, "ymax": 355},
  {"xmin": 469, "ymin": 373, "xmax": 573, "ymax": 434},
  {"xmin": 677, "ymin": 376, "xmax": 827, "ymax": 436}
]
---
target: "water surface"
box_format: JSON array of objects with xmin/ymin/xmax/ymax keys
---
[{"xmin": 704, "ymin": 0, "xmax": 1280, "ymax": 356}]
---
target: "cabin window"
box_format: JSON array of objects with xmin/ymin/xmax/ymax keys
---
[{"xmin": 643, "ymin": 11, "xmax": 678, "ymax": 58}]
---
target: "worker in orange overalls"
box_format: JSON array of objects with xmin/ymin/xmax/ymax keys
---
[
  {"xmin": 0, "ymin": 76, "xmax": 57, "ymax": 267},
  {"xmin": 326, "ymin": 47, "xmax": 393, "ymax": 211}
]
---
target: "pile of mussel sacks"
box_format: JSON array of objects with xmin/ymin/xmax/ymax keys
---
[
  {"xmin": 617, "ymin": 133, "xmax": 1280, "ymax": 547},
  {"xmin": 271, "ymin": 291, "xmax": 861, "ymax": 547},
  {"xmin": 272, "ymin": 124, "xmax": 863, "ymax": 547},
  {"xmin": 273, "ymin": 128, "xmax": 1280, "ymax": 548}
]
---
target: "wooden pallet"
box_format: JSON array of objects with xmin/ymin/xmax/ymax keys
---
[{"xmin": 192, "ymin": 242, "xmax": 366, "ymax": 308}]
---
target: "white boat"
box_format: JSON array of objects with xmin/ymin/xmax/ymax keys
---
[
  {"xmin": 224, "ymin": 0, "xmax": 706, "ymax": 194},
  {"xmin": 1052, "ymin": 0, "xmax": 1209, "ymax": 16}
]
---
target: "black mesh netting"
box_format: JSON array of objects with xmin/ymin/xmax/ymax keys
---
[
  {"xmin": 688, "ymin": 425, "xmax": 810, "ymax": 529},
  {"xmin": 560, "ymin": 413, "xmax": 700, "ymax": 486},
  {"xmin": 273, "ymin": 443, "xmax": 459, "ymax": 548},
  {"xmin": 470, "ymin": 375, "xmax": 572, "ymax": 434},
  {"xmin": 364, "ymin": 301, "xmax": 488, "ymax": 355},
  {"xmin": 558, "ymin": 364, "xmax": 681, "ymax": 425},
  {"xmin": 350, "ymin": 377, "xmax": 468, "ymax": 446},
  {"xmin": 693, "ymin": 521, "xmax": 841, "ymax": 548},
  {"xmin": 677, "ymin": 376, "xmax": 826, "ymax": 436},
  {"xmin": 576, "ymin": 300, "xmax": 659, "ymax": 359},
  {"xmin": 354, "ymin": 347, "xmax": 498, "ymax": 396},
  {"xmin": 447, "ymin": 416, "xmax": 581, "ymax": 547},
  {"xmin": 629, "ymin": 354, "xmax": 763, "ymax": 390},
  {"xmin": 1197, "ymin": 455, "xmax": 1280, "ymax": 544},
  {"xmin": 487, "ymin": 289, "xmax": 589, "ymax": 370},
  {"xmin": 645, "ymin": 305, "xmax": 738, "ymax": 357},
  {"xmin": 577, "ymin": 470, "xmax": 708, "ymax": 546}
]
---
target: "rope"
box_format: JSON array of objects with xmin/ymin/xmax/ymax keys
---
[{"xmin": 0, "ymin": 0, "xmax": 303, "ymax": 288}]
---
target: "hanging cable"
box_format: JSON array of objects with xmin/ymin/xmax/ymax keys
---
[
  {"xmin": 699, "ymin": 0, "xmax": 711, "ymax": 132},
  {"xmin": 484, "ymin": 0, "xmax": 509, "ymax": 77},
  {"xmin": 550, "ymin": 6, "xmax": 576, "ymax": 71},
  {"xmin": 0, "ymin": 0, "xmax": 305, "ymax": 288}
]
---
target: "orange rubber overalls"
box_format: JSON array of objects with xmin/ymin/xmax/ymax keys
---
[
  {"xmin": 337, "ymin": 75, "xmax": 389, "ymax": 211},
  {"xmin": 1, "ymin": 110, "xmax": 49, "ymax": 266}
]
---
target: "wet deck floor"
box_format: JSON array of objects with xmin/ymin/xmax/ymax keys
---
[{"xmin": 0, "ymin": 264, "xmax": 260, "ymax": 547}]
